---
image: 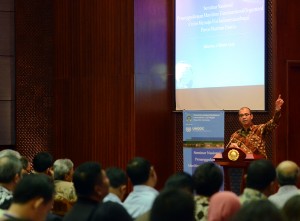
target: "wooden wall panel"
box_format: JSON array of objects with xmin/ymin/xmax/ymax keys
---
[
  {"xmin": 134, "ymin": 0, "xmax": 176, "ymax": 188},
  {"xmin": 0, "ymin": 0, "xmax": 15, "ymax": 146},
  {"xmin": 0, "ymin": 11, "xmax": 14, "ymax": 55},
  {"xmin": 15, "ymin": 0, "xmax": 54, "ymax": 158},
  {"xmin": 286, "ymin": 61, "xmax": 300, "ymax": 163},
  {"xmin": 54, "ymin": 0, "xmax": 135, "ymax": 169},
  {"xmin": 274, "ymin": 0, "xmax": 300, "ymax": 164}
]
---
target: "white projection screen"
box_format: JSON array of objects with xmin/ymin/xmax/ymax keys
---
[{"xmin": 175, "ymin": 0, "xmax": 266, "ymax": 111}]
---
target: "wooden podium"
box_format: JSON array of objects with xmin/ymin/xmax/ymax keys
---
[{"xmin": 213, "ymin": 148, "xmax": 265, "ymax": 191}]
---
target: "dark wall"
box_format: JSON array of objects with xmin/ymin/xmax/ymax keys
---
[
  {"xmin": 15, "ymin": 0, "xmax": 54, "ymax": 157},
  {"xmin": 274, "ymin": 0, "xmax": 300, "ymax": 164},
  {"xmin": 0, "ymin": 0, "xmax": 15, "ymax": 146}
]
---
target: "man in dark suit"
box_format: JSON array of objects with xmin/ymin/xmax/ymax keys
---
[{"xmin": 63, "ymin": 161, "xmax": 109, "ymax": 221}]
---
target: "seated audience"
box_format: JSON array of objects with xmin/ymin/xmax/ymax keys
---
[
  {"xmin": 0, "ymin": 155, "xmax": 22, "ymax": 209},
  {"xmin": 52, "ymin": 159, "xmax": 77, "ymax": 216},
  {"xmin": 193, "ymin": 162, "xmax": 223, "ymax": 221},
  {"xmin": 282, "ymin": 195, "xmax": 300, "ymax": 221},
  {"xmin": 207, "ymin": 191, "xmax": 241, "ymax": 221},
  {"xmin": 103, "ymin": 167, "xmax": 127, "ymax": 204},
  {"xmin": 63, "ymin": 161, "xmax": 109, "ymax": 221},
  {"xmin": 123, "ymin": 157, "xmax": 159, "ymax": 219},
  {"xmin": 240, "ymin": 159, "xmax": 276, "ymax": 204},
  {"xmin": 231, "ymin": 200, "xmax": 286, "ymax": 221},
  {"xmin": 32, "ymin": 152, "xmax": 54, "ymax": 177},
  {"xmin": 269, "ymin": 160, "xmax": 300, "ymax": 208},
  {"xmin": 0, "ymin": 174, "xmax": 55, "ymax": 221},
  {"xmin": 150, "ymin": 188, "xmax": 195, "ymax": 221}
]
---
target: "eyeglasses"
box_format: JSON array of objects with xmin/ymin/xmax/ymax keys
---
[{"xmin": 239, "ymin": 113, "xmax": 251, "ymax": 117}]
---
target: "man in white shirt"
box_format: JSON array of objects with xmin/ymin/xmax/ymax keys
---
[
  {"xmin": 103, "ymin": 167, "xmax": 127, "ymax": 204},
  {"xmin": 269, "ymin": 160, "xmax": 300, "ymax": 208},
  {"xmin": 123, "ymin": 157, "xmax": 159, "ymax": 219}
]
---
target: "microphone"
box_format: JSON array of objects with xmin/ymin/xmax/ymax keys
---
[{"xmin": 225, "ymin": 136, "xmax": 236, "ymax": 149}]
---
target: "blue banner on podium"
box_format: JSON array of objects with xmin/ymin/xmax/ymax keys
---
[{"xmin": 183, "ymin": 111, "xmax": 224, "ymax": 174}]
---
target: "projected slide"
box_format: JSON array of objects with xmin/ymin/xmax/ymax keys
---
[{"xmin": 176, "ymin": 0, "xmax": 265, "ymax": 110}]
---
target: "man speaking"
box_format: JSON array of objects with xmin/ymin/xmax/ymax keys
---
[{"xmin": 226, "ymin": 95, "xmax": 284, "ymax": 158}]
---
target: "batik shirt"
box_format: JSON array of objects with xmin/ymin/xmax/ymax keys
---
[
  {"xmin": 229, "ymin": 110, "xmax": 281, "ymax": 158},
  {"xmin": 194, "ymin": 195, "xmax": 209, "ymax": 221},
  {"xmin": 239, "ymin": 188, "xmax": 267, "ymax": 205},
  {"xmin": 0, "ymin": 186, "xmax": 12, "ymax": 210}
]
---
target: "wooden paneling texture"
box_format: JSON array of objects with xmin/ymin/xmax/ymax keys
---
[
  {"xmin": 54, "ymin": 0, "xmax": 135, "ymax": 170},
  {"xmin": 285, "ymin": 61, "xmax": 300, "ymax": 162},
  {"xmin": 274, "ymin": 0, "xmax": 300, "ymax": 164},
  {"xmin": 0, "ymin": 0, "xmax": 15, "ymax": 146},
  {"xmin": 15, "ymin": 0, "xmax": 54, "ymax": 157},
  {"xmin": 134, "ymin": 0, "xmax": 176, "ymax": 188}
]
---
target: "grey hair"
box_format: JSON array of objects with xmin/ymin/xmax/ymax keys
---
[
  {"xmin": 53, "ymin": 159, "xmax": 74, "ymax": 180},
  {"xmin": 0, "ymin": 149, "xmax": 21, "ymax": 159},
  {"xmin": 0, "ymin": 155, "xmax": 22, "ymax": 183}
]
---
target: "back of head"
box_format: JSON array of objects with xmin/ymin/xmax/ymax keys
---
[
  {"xmin": 0, "ymin": 149, "xmax": 21, "ymax": 159},
  {"xmin": 32, "ymin": 151, "xmax": 53, "ymax": 173},
  {"xmin": 126, "ymin": 157, "xmax": 151, "ymax": 185},
  {"xmin": 106, "ymin": 167, "xmax": 127, "ymax": 188},
  {"xmin": 13, "ymin": 173, "xmax": 54, "ymax": 204},
  {"xmin": 91, "ymin": 201, "xmax": 133, "ymax": 221},
  {"xmin": 276, "ymin": 160, "xmax": 299, "ymax": 186},
  {"xmin": 246, "ymin": 159, "xmax": 276, "ymax": 191},
  {"xmin": 193, "ymin": 162, "xmax": 223, "ymax": 196},
  {"xmin": 164, "ymin": 171, "xmax": 194, "ymax": 194},
  {"xmin": 231, "ymin": 200, "xmax": 285, "ymax": 221},
  {"xmin": 150, "ymin": 188, "xmax": 195, "ymax": 221},
  {"xmin": 53, "ymin": 158, "xmax": 74, "ymax": 181},
  {"xmin": 208, "ymin": 191, "xmax": 241, "ymax": 221},
  {"xmin": 282, "ymin": 195, "xmax": 300, "ymax": 221},
  {"xmin": 73, "ymin": 161, "xmax": 102, "ymax": 197},
  {"xmin": 0, "ymin": 155, "xmax": 22, "ymax": 183}
]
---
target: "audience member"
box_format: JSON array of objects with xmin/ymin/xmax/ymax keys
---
[
  {"xmin": 52, "ymin": 159, "xmax": 77, "ymax": 216},
  {"xmin": 63, "ymin": 161, "xmax": 109, "ymax": 221},
  {"xmin": 269, "ymin": 160, "xmax": 300, "ymax": 208},
  {"xmin": 282, "ymin": 195, "xmax": 300, "ymax": 221},
  {"xmin": 0, "ymin": 155, "xmax": 22, "ymax": 209},
  {"xmin": 231, "ymin": 199, "xmax": 286, "ymax": 221},
  {"xmin": 135, "ymin": 171, "xmax": 194, "ymax": 221},
  {"xmin": 90, "ymin": 201, "xmax": 133, "ymax": 221},
  {"xmin": 103, "ymin": 167, "xmax": 127, "ymax": 204},
  {"xmin": 207, "ymin": 191, "xmax": 241, "ymax": 221},
  {"xmin": 164, "ymin": 171, "xmax": 194, "ymax": 194},
  {"xmin": 150, "ymin": 188, "xmax": 195, "ymax": 221},
  {"xmin": 0, "ymin": 149, "xmax": 21, "ymax": 159},
  {"xmin": 20, "ymin": 156, "xmax": 32, "ymax": 175},
  {"xmin": 193, "ymin": 162, "xmax": 223, "ymax": 221},
  {"xmin": 123, "ymin": 157, "xmax": 159, "ymax": 219},
  {"xmin": 0, "ymin": 174, "xmax": 55, "ymax": 221},
  {"xmin": 32, "ymin": 152, "xmax": 54, "ymax": 177},
  {"xmin": 240, "ymin": 159, "xmax": 276, "ymax": 204}
]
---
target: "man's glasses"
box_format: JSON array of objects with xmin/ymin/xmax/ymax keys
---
[{"xmin": 239, "ymin": 113, "xmax": 251, "ymax": 118}]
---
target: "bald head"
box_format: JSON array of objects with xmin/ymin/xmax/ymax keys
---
[{"xmin": 276, "ymin": 161, "xmax": 299, "ymax": 186}]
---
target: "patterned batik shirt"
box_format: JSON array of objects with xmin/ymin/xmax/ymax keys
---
[
  {"xmin": 229, "ymin": 110, "xmax": 281, "ymax": 158},
  {"xmin": 0, "ymin": 186, "xmax": 13, "ymax": 210},
  {"xmin": 239, "ymin": 188, "xmax": 267, "ymax": 205},
  {"xmin": 194, "ymin": 195, "xmax": 209, "ymax": 221}
]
